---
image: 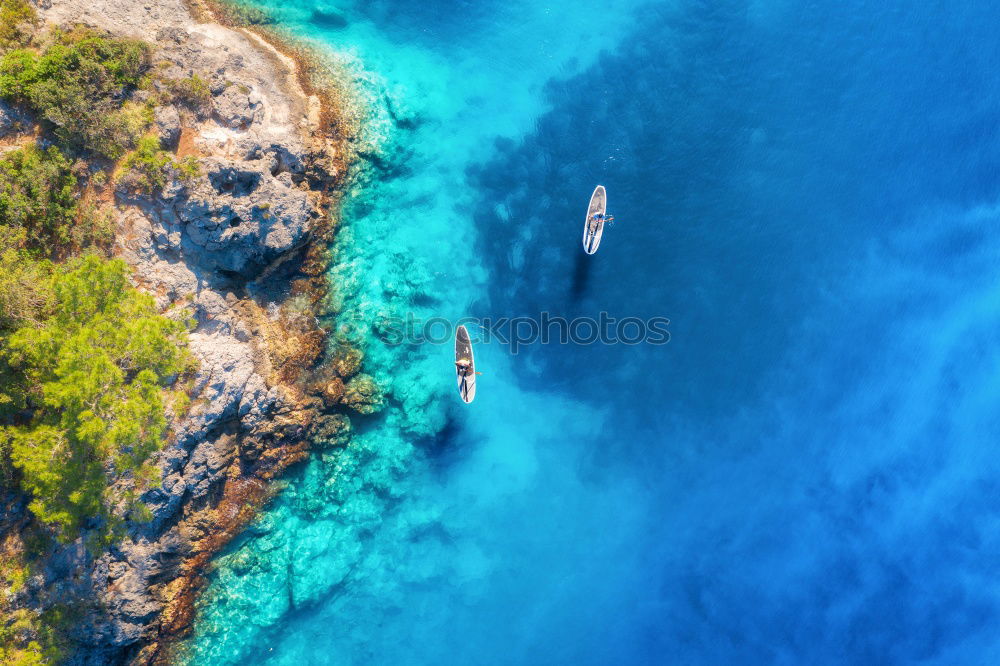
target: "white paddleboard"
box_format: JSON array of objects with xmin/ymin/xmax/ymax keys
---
[
  {"xmin": 582, "ymin": 184, "xmax": 607, "ymax": 254},
  {"xmin": 455, "ymin": 324, "xmax": 476, "ymax": 403}
]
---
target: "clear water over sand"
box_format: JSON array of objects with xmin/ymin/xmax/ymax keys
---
[{"xmin": 188, "ymin": 1, "xmax": 1000, "ymax": 663}]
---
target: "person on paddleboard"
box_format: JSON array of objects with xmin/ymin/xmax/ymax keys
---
[
  {"xmin": 591, "ymin": 212, "xmax": 615, "ymax": 226},
  {"xmin": 455, "ymin": 358, "xmax": 482, "ymax": 376}
]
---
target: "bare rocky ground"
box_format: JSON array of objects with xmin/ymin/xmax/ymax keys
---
[{"xmin": 1, "ymin": 1, "xmax": 376, "ymax": 663}]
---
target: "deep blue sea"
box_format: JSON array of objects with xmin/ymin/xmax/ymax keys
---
[{"xmin": 186, "ymin": 1, "xmax": 1000, "ymax": 663}]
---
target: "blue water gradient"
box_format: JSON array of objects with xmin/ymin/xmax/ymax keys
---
[{"xmin": 185, "ymin": 0, "xmax": 1000, "ymax": 663}]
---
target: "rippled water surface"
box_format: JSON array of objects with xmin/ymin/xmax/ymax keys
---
[{"xmin": 188, "ymin": 1, "xmax": 1000, "ymax": 663}]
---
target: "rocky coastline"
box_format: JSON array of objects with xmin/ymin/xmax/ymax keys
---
[{"xmin": 0, "ymin": 0, "xmax": 378, "ymax": 663}]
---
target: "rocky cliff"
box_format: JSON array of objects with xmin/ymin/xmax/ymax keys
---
[{"xmin": 2, "ymin": 0, "xmax": 374, "ymax": 662}]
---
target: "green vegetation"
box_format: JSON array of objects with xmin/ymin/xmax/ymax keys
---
[
  {"xmin": 0, "ymin": 608, "xmax": 64, "ymax": 665},
  {"xmin": 0, "ymin": 26, "xmax": 151, "ymax": 158},
  {"xmin": 0, "ymin": 228, "xmax": 52, "ymax": 333},
  {"xmin": 0, "ymin": 0, "xmax": 192, "ymax": 544},
  {"xmin": 0, "ymin": 146, "xmax": 76, "ymax": 251},
  {"xmin": 0, "ymin": 0, "xmax": 36, "ymax": 51},
  {"xmin": 117, "ymin": 135, "xmax": 171, "ymax": 193},
  {"xmin": 177, "ymin": 155, "xmax": 201, "ymax": 182},
  {"xmin": 0, "ymin": 12, "xmax": 200, "ymax": 663},
  {"xmin": 0, "ymin": 140, "xmax": 187, "ymax": 662},
  {"xmin": 0, "ymin": 230, "xmax": 191, "ymax": 666},
  {"xmin": 1, "ymin": 256, "xmax": 189, "ymax": 541},
  {"xmin": 0, "ymin": 145, "xmax": 114, "ymax": 256},
  {"xmin": 1, "ymin": 529, "xmax": 74, "ymax": 664},
  {"xmin": 167, "ymin": 73, "xmax": 211, "ymax": 115},
  {"xmin": 118, "ymin": 135, "xmax": 200, "ymax": 194}
]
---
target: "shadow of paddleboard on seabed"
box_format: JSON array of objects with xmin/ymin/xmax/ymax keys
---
[{"xmin": 569, "ymin": 250, "xmax": 593, "ymax": 300}]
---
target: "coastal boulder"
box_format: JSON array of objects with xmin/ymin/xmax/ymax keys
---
[
  {"xmin": 154, "ymin": 105, "xmax": 182, "ymax": 149},
  {"xmin": 168, "ymin": 157, "xmax": 315, "ymax": 279},
  {"xmin": 0, "ymin": 100, "xmax": 30, "ymax": 137},
  {"xmin": 213, "ymin": 83, "xmax": 261, "ymax": 130}
]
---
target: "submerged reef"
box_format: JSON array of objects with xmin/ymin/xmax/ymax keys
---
[{"xmin": 0, "ymin": 0, "xmax": 381, "ymax": 662}]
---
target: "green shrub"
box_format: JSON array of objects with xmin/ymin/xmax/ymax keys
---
[
  {"xmin": 0, "ymin": 27, "xmax": 151, "ymax": 158},
  {"xmin": 88, "ymin": 168, "xmax": 108, "ymax": 188},
  {"xmin": 176, "ymin": 155, "xmax": 200, "ymax": 181},
  {"xmin": 119, "ymin": 137, "xmax": 201, "ymax": 194},
  {"xmin": 117, "ymin": 135, "xmax": 171, "ymax": 193},
  {"xmin": 0, "ymin": 145, "xmax": 77, "ymax": 252},
  {"xmin": 167, "ymin": 74, "xmax": 211, "ymax": 114},
  {"xmin": 0, "ymin": 0, "xmax": 36, "ymax": 51},
  {"xmin": 2, "ymin": 255, "xmax": 189, "ymax": 541},
  {"xmin": 74, "ymin": 204, "xmax": 115, "ymax": 249},
  {"xmin": 169, "ymin": 388, "xmax": 192, "ymax": 419},
  {"xmin": 0, "ymin": 608, "xmax": 63, "ymax": 665},
  {"xmin": 0, "ymin": 237, "xmax": 37, "ymax": 472},
  {"xmin": 0, "ymin": 230, "xmax": 52, "ymax": 333},
  {"xmin": 0, "ymin": 144, "xmax": 112, "ymax": 258}
]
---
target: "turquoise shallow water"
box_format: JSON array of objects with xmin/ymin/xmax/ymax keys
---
[{"xmin": 188, "ymin": 1, "xmax": 1000, "ymax": 663}]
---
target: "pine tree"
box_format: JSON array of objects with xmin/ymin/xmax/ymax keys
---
[{"xmin": 2, "ymin": 255, "xmax": 189, "ymax": 540}]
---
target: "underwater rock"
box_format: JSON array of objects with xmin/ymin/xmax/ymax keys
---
[
  {"xmin": 342, "ymin": 374, "xmax": 386, "ymax": 414},
  {"xmin": 312, "ymin": 413, "xmax": 352, "ymax": 448},
  {"xmin": 227, "ymin": 548, "xmax": 260, "ymax": 575},
  {"xmin": 384, "ymin": 87, "xmax": 420, "ymax": 129},
  {"xmin": 323, "ymin": 377, "xmax": 346, "ymax": 403},
  {"xmin": 311, "ymin": 5, "xmax": 349, "ymax": 29},
  {"xmin": 333, "ymin": 346, "xmax": 363, "ymax": 378}
]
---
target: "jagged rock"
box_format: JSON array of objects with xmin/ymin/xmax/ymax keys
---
[
  {"xmin": 187, "ymin": 333, "xmax": 258, "ymax": 425},
  {"xmin": 213, "ymin": 83, "xmax": 261, "ymax": 129},
  {"xmin": 140, "ymin": 471, "xmax": 187, "ymax": 532},
  {"xmin": 156, "ymin": 156, "xmax": 315, "ymax": 278},
  {"xmin": 154, "ymin": 105, "xmax": 182, "ymax": 149},
  {"xmin": 303, "ymin": 146, "xmax": 339, "ymax": 187},
  {"xmin": 156, "ymin": 26, "xmax": 187, "ymax": 44},
  {"xmin": 0, "ymin": 100, "xmax": 29, "ymax": 137}
]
